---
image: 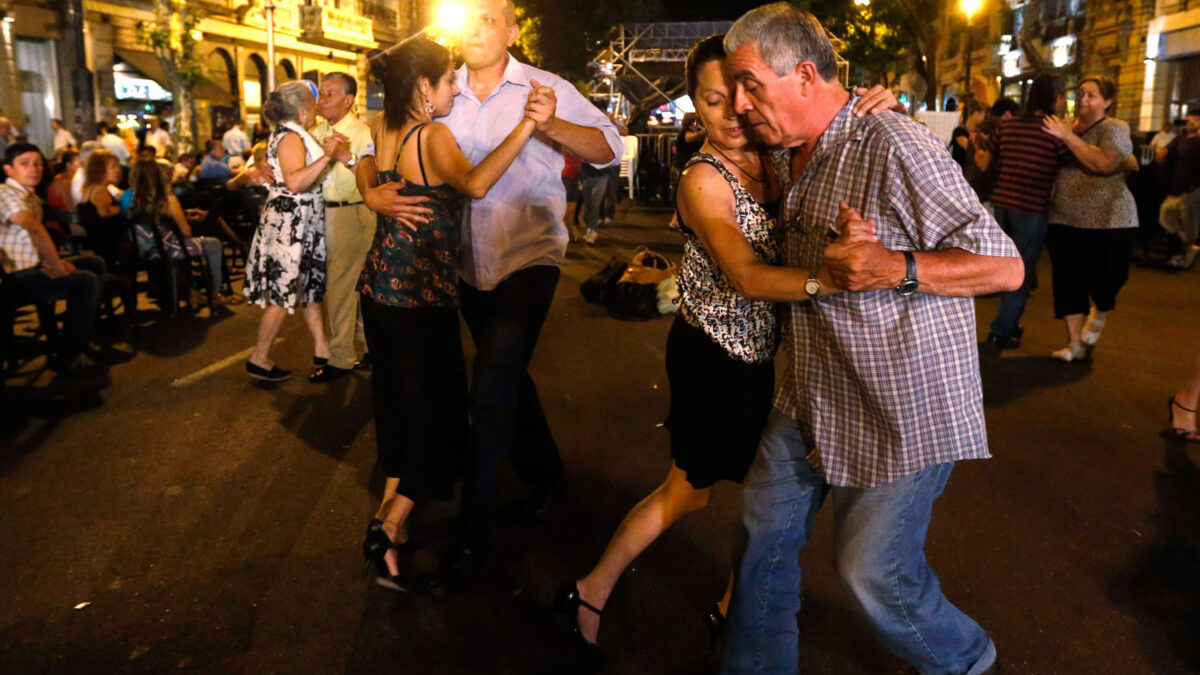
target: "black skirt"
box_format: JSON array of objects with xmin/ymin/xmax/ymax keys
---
[
  {"xmin": 665, "ymin": 317, "xmax": 775, "ymax": 489},
  {"xmin": 361, "ymin": 296, "xmax": 468, "ymax": 502}
]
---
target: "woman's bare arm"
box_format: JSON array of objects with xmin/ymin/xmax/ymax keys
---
[
  {"xmin": 425, "ymin": 119, "xmax": 537, "ymax": 199},
  {"xmin": 278, "ymin": 133, "xmax": 334, "ymax": 194}
]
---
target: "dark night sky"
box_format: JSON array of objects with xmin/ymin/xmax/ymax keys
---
[{"xmin": 657, "ymin": 0, "xmax": 773, "ymax": 21}]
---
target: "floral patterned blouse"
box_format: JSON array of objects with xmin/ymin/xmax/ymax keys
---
[
  {"xmin": 672, "ymin": 152, "xmax": 781, "ymax": 364},
  {"xmin": 357, "ymin": 123, "xmax": 466, "ymax": 308}
]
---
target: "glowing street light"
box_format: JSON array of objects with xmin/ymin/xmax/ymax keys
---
[
  {"xmin": 433, "ymin": 1, "xmax": 467, "ymax": 32},
  {"xmin": 960, "ymin": 0, "xmax": 983, "ymax": 101},
  {"xmin": 854, "ymin": 0, "xmax": 871, "ymax": 7}
]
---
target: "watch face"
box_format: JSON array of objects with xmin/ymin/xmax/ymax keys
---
[
  {"xmin": 897, "ymin": 279, "xmax": 919, "ymax": 296},
  {"xmin": 804, "ymin": 278, "xmax": 821, "ymax": 296}
]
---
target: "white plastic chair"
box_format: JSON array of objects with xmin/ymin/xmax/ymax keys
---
[{"xmin": 618, "ymin": 135, "xmax": 639, "ymax": 201}]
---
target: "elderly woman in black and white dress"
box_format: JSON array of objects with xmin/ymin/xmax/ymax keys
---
[{"xmin": 244, "ymin": 81, "xmax": 350, "ymax": 382}]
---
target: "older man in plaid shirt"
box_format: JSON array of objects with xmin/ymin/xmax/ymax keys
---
[
  {"xmin": 718, "ymin": 6, "xmax": 1022, "ymax": 675},
  {"xmin": 1, "ymin": 142, "xmax": 106, "ymax": 375}
]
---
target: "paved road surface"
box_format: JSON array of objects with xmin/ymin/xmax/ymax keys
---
[{"xmin": 1, "ymin": 208, "xmax": 1198, "ymax": 674}]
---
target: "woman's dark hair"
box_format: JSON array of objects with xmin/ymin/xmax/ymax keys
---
[
  {"xmin": 1078, "ymin": 75, "xmax": 1117, "ymax": 113},
  {"xmin": 129, "ymin": 158, "xmax": 168, "ymax": 218},
  {"xmin": 1026, "ymin": 74, "xmax": 1066, "ymax": 116},
  {"xmin": 377, "ymin": 37, "xmax": 452, "ymax": 130},
  {"xmin": 685, "ymin": 34, "xmax": 727, "ymax": 100},
  {"xmin": 961, "ymin": 98, "xmax": 987, "ymax": 123}
]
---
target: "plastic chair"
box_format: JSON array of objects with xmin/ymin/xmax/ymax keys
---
[{"xmin": 619, "ymin": 135, "xmax": 639, "ymax": 201}]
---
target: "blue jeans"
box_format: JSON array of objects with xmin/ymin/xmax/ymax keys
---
[
  {"xmin": 722, "ymin": 409, "xmax": 995, "ymax": 675},
  {"xmin": 988, "ymin": 206, "xmax": 1046, "ymax": 339}
]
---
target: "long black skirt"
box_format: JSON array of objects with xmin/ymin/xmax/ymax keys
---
[
  {"xmin": 664, "ymin": 317, "xmax": 774, "ymax": 489},
  {"xmin": 361, "ymin": 296, "xmax": 467, "ymax": 502}
]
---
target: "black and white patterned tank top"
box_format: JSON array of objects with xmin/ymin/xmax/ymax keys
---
[{"xmin": 672, "ymin": 152, "xmax": 781, "ymax": 364}]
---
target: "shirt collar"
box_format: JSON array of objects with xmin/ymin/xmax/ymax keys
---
[
  {"xmin": 455, "ymin": 53, "xmax": 532, "ymax": 102},
  {"xmin": 4, "ymin": 177, "xmax": 32, "ymax": 196}
]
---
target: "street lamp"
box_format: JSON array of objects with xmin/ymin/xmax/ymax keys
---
[
  {"xmin": 960, "ymin": 0, "xmax": 982, "ymax": 102},
  {"xmin": 433, "ymin": 1, "xmax": 467, "ymax": 33}
]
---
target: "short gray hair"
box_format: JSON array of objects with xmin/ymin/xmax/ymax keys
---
[
  {"xmin": 725, "ymin": 3, "xmax": 838, "ymax": 81},
  {"xmin": 263, "ymin": 81, "xmax": 313, "ymax": 125},
  {"xmin": 322, "ymin": 72, "xmax": 357, "ymax": 98},
  {"xmin": 79, "ymin": 140, "xmax": 101, "ymax": 163}
]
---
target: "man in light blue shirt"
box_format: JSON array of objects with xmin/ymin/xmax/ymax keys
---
[{"xmin": 432, "ymin": 0, "xmax": 621, "ymax": 588}]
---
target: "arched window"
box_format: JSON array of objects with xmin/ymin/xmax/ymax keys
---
[
  {"xmin": 277, "ymin": 58, "xmax": 296, "ymax": 84},
  {"xmin": 244, "ymin": 54, "xmax": 268, "ymax": 108},
  {"xmin": 206, "ymin": 48, "xmax": 237, "ymax": 100}
]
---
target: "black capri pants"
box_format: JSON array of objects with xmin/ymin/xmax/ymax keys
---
[{"xmin": 1046, "ymin": 224, "xmax": 1135, "ymax": 318}]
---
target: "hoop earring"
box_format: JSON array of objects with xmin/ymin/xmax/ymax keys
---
[{"xmin": 424, "ymin": 99, "xmax": 435, "ymax": 114}]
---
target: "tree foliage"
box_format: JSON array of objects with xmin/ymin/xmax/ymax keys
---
[
  {"xmin": 137, "ymin": 0, "xmax": 205, "ymax": 154},
  {"xmin": 793, "ymin": 0, "xmax": 942, "ymax": 106}
]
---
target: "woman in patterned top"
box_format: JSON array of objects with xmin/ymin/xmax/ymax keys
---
[
  {"xmin": 354, "ymin": 37, "xmax": 538, "ymax": 593},
  {"xmin": 242, "ymin": 82, "xmax": 348, "ymax": 382},
  {"xmin": 554, "ymin": 35, "xmax": 897, "ymax": 656}
]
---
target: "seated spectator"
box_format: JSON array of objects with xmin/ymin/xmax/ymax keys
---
[
  {"xmin": 197, "ymin": 139, "xmax": 231, "ymax": 182},
  {"xmin": 49, "ymin": 150, "xmax": 79, "ymax": 212},
  {"xmin": 0, "ymin": 143, "xmax": 106, "ymax": 375},
  {"xmin": 226, "ymin": 142, "xmax": 270, "ymax": 190},
  {"xmin": 172, "ymin": 151, "xmax": 201, "ymax": 186},
  {"xmin": 71, "ymin": 140, "xmax": 101, "ymax": 205},
  {"xmin": 119, "ymin": 158, "xmax": 227, "ymax": 301},
  {"xmin": 78, "ymin": 149, "xmax": 126, "ymax": 266}
]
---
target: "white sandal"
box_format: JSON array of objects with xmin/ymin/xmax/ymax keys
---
[
  {"xmin": 1051, "ymin": 343, "xmax": 1088, "ymax": 362},
  {"xmin": 1081, "ymin": 311, "xmax": 1106, "ymax": 346}
]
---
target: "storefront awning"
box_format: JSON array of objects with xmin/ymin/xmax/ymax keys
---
[{"xmin": 114, "ymin": 48, "xmax": 233, "ymax": 103}]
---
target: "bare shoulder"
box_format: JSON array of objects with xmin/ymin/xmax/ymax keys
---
[{"xmin": 678, "ymin": 160, "xmax": 734, "ymax": 211}]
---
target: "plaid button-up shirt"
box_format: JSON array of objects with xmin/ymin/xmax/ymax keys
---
[
  {"xmin": 772, "ymin": 97, "xmax": 1019, "ymax": 488},
  {"xmin": 0, "ymin": 178, "xmax": 42, "ymax": 274}
]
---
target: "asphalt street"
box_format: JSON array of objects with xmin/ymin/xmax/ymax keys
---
[{"xmin": 1, "ymin": 207, "xmax": 1198, "ymax": 674}]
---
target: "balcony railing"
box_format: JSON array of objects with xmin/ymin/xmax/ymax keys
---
[
  {"xmin": 299, "ymin": 4, "xmax": 374, "ymax": 46},
  {"xmin": 361, "ymin": 0, "xmax": 397, "ymax": 28}
]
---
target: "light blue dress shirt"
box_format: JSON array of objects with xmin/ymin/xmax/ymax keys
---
[{"xmin": 443, "ymin": 54, "xmax": 622, "ymax": 290}]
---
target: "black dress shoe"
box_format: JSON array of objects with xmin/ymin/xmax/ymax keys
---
[
  {"xmin": 984, "ymin": 330, "xmax": 1021, "ymax": 350},
  {"xmin": 704, "ymin": 602, "xmax": 726, "ymax": 650},
  {"xmin": 352, "ymin": 354, "xmax": 372, "ymax": 370},
  {"xmin": 309, "ymin": 364, "xmax": 350, "ymax": 383},
  {"xmin": 247, "ymin": 361, "xmax": 292, "ymax": 382}
]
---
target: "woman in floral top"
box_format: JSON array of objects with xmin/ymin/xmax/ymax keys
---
[{"xmin": 353, "ymin": 37, "xmax": 538, "ymax": 593}]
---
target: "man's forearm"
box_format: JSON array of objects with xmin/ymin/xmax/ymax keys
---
[
  {"xmin": 910, "ymin": 248, "xmax": 1024, "ymax": 297},
  {"xmin": 541, "ymin": 119, "xmax": 615, "ymax": 165}
]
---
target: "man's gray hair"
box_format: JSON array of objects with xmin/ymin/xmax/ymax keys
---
[
  {"xmin": 263, "ymin": 81, "xmax": 313, "ymax": 125},
  {"xmin": 725, "ymin": 3, "xmax": 838, "ymax": 81},
  {"xmin": 322, "ymin": 72, "xmax": 357, "ymax": 98}
]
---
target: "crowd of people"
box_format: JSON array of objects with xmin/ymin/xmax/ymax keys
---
[
  {"xmin": 944, "ymin": 75, "xmax": 1199, "ymax": 364},
  {"xmin": 1, "ymin": 0, "xmax": 1197, "ymax": 673}
]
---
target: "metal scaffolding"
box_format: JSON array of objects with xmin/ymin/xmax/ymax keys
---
[
  {"xmin": 590, "ymin": 21, "xmax": 850, "ymax": 129},
  {"xmin": 590, "ymin": 22, "xmax": 733, "ymax": 129}
]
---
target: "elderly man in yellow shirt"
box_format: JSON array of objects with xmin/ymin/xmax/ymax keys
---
[{"xmin": 310, "ymin": 72, "xmax": 375, "ymax": 382}]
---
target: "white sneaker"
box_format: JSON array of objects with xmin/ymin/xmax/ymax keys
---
[
  {"xmin": 584, "ymin": 229, "xmax": 598, "ymax": 245},
  {"xmin": 1051, "ymin": 343, "xmax": 1088, "ymax": 362},
  {"xmin": 1081, "ymin": 310, "xmax": 1106, "ymax": 346}
]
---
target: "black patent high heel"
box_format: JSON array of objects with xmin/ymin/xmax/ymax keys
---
[
  {"xmin": 704, "ymin": 603, "xmax": 726, "ymax": 650},
  {"xmin": 362, "ymin": 519, "xmax": 409, "ymax": 593},
  {"xmin": 553, "ymin": 582, "xmax": 605, "ymax": 664}
]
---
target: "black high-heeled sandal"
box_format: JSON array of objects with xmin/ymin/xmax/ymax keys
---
[
  {"xmin": 362, "ymin": 519, "xmax": 409, "ymax": 593},
  {"xmin": 553, "ymin": 582, "xmax": 605, "ymax": 663},
  {"xmin": 1163, "ymin": 396, "xmax": 1200, "ymax": 443},
  {"xmin": 704, "ymin": 603, "xmax": 726, "ymax": 650}
]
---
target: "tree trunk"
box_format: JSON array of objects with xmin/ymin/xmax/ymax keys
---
[{"xmin": 174, "ymin": 85, "xmax": 197, "ymax": 157}]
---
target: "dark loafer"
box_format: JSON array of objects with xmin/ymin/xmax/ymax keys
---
[
  {"xmin": 352, "ymin": 353, "xmax": 372, "ymax": 370},
  {"xmin": 309, "ymin": 364, "xmax": 350, "ymax": 383},
  {"xmin": 247, "ymin": 362, "xmax": 292, "ymax": 382}
]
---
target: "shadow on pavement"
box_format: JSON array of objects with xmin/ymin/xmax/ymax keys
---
[
  {"xmin": 1109, "ymin": 440, "xmax": 1200, "ymax": 673},
  {"xmin": 979, "ymin": 350, "xmax": 1093, "ymax": 408}
]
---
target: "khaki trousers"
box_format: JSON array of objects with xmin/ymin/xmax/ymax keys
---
[{"xmin": 324, "ymin": 203, "xmax": 376, "ymax": 369}]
